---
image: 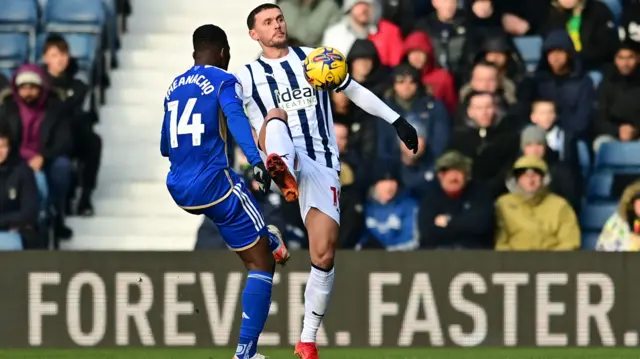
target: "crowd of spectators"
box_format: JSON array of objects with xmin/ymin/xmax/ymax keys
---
[
  {"xmin": 198, "ymin": 0, "xmax": 640, "ymax": 251},
  {"xmin": 0, "ymin": 0, "xmax": 131, "ymax": 251}
]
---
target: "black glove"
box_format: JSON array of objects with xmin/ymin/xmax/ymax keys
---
[
  {"xmin": 393, "ymin": 117, "xmax": 418, "ymax": 154},
  {"xmin": 253, "ymin": 162, "xmax": 271, "ymax": 195}
]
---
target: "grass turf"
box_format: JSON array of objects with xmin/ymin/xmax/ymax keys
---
[{"xmin": 0, "ymin": 349, "xmax": 639, "ymax": 359}]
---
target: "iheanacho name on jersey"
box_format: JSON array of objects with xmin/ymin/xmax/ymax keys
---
[{"xmin": 165, "ymin": 73, "xmax": 216, "ymax": 100}]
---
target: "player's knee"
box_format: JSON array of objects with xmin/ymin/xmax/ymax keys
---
[
  {"xmin": 310, "ymin": 247, "xmax": 335, "ymax": 269},
  {"xmin": 265, "ymin": 108, "xmax": 288, "ymax": 123}
]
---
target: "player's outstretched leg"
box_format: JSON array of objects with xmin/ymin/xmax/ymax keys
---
[
  {"xmin": 294, "ymin": 209, "xmax": 339, "ymax": 359},
  {"xmin": 233, "ymin": 236, "xmax": 275, "ymax": 359},
  {"xmin": 259, "ymin": 108, "xmax": 298, "ymax": 202}
]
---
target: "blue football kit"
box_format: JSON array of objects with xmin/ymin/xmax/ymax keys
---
[{"xmin": 161, "ymin": 65, "xmax": 268, "ymax": 249}]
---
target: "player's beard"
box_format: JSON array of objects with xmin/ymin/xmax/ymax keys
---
[{"xmin": 269, "ymin": 32, "xmax": 288, "ymax": 48}]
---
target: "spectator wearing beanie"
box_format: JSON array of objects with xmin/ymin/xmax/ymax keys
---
[
  {"xmin": 357, "ymin": 164, "xmax": 419, "ymax": 250},
  {"xmin": 418, "ymin": 151, "xmax": 495, "ymax": 249},
  {"xmin": 495, "ymin": 155, "xmax": 580, "ymax": 250},
  {"xmin": 0, "ymin": 64, "xmax": 74, "ymax": 240},
  {"xmin": 401, "ymin": 31, "xmax": 458, "ymax": 114},
  {"xmin": 593, "ymin": 42, "xmax": 640, "ymax": 150},
  {"xmin": 520, "ymin": 124, "xmax": 582, "ymax": 212}
]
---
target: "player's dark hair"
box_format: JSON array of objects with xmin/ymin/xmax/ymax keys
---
[
  {"xmin": 192, "ymin": 24, "xmax": 229, "ymax": 52},
  {"xmin": 247, "ymin": 3, "xmax": 281, "ymax": 30},
  {"xmin": 43, "ymin": 33, "xmax": 70, "ymax": 55}
]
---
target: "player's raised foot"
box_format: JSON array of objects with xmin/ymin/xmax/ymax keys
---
[
  {"xmin": 266, "ymin": 153, "xmax": 298, "ymax": 202},
  {"xmin": 294, "ymin": 342, "xmax": 319, "ymax": 359},
  {"xmin": 233, "ymin": 354, "xmax": 267, "ymax": 359},
  {"xmin": 268, "ymin": 224, "xmax": 290, "ymax": 266}
]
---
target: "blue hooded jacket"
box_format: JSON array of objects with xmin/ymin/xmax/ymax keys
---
[
  {"xmin": 359, "ymin": 190, "xmax": 419, "ymax": 250},
  {"xmin": 533, "ymin": 29, "xmax": 596, "ymax": 137}
]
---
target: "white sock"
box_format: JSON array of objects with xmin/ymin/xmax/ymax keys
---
[
  {"xmin": 265, "ymin": 120, "xmax": 295, "ymax": 172},
  {"xmin": 300, "ymin": 266, "xmax": 335, "ymax": 343}
]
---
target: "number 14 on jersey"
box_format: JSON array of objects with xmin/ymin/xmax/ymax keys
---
[{"xmin": 167, "ymin": 98, "xmax": 205, "ymax": 148}]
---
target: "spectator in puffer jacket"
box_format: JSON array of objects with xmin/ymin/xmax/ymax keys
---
[
  {"xmin": 322, "ymin": 0, "xmax": 404, "ymax": 66},
  {"xmin": 418, "ymin": 151, "xmax": 495, "ymax": 249},
  {"xmin": 331, "ymin": 91, "xmax": 379, "ymax": 160},
  {"xmin": 533, "ymin": 29, "xmax": 595, "ymax": 138},
  {"xmin": 0, "ymin": 126, "xmax": 38, "ymax": 250},
  {"xmin": 495, "ymin": 156, "xmax": 581, "ymax": 250},
  {"xmin": 279, "ymin": 0, "xmax": 342, "ymax": 46},
  {"xmin": 401, "ymin": 31, "xmax": 458, "ymax": 114},
  {"xmin": 346, "ymin": 39, "xmax": 392, "ymax": 97},
  {"xmin": 448, "ymin": 91, "xmax": 520, "ymax": 197},
  {"xmin": 542, "ymin": 0, "xmax": 618, "ymax": 72},
  {"xmin": 357, "ymin": 164, "xmax": 419, "ymax": 250},
  {"xmin": 0, "ymin": 64, "xmax": 74, "ymax": 240},
  {"xmin": 593, "ymin": 42, "xmax": 640, "ymax": 149},
  {"xmin": 495, "ymin": 0, "xmax": 551, "ymax": 36},
  {"xmin": 596, "ymin": 180, "xmax": 640, "ymax": 251}
]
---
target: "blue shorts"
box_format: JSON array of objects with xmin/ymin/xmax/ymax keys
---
[{"xmin": 186, "ymin": 176, "xmax": 268, "ymax": 251}]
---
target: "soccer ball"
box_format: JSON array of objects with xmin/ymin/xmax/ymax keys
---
[{"xmin": 303, "ymin": 46, "xmax": 348, "ymax": 91}]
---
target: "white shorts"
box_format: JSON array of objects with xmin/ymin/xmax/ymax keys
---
[{"xmin": 296, "ymin": 151, "xmax": 341, "ymax": 226}]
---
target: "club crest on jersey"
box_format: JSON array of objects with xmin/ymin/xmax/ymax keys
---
[{"xmin": 274, "ymin": 87, "xmax": 317, "ymax": 112}]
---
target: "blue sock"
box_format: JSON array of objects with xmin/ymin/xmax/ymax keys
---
[
  {"xmin": 235, "ymin": 271, "xmax": 273, "ymax": 359},
  {"xmin": 267, "ymin": 231, "xmax": 280, "ymax": 252}
]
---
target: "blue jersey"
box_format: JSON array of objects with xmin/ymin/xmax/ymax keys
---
[{"xmin": 161, "ymin": 65, "xmax": 262, "ymax": 208}]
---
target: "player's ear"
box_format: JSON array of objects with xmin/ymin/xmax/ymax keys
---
[{"xmin": 249, "ymin": 29, "xmax": 259, "ymax": 42}]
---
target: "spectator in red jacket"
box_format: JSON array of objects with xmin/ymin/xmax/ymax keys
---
[{"xmin": 402, "ymin": 31, "xmax": 458, "ymax": 115}]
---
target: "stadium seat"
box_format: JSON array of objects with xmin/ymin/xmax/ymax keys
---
[
  {"xmin": 586, "ymin": 172, "xmax": 614, "ymax": 202},
  {"xmin": 0, "ymin": 0, "xmax": 38, "ymax": 62},
  {"xmin": 599, "ymin": 0, "xmax": 622, "ymax": 25},
  {"xmin": 44, "ymin": 0, "xmax": 105, "ymax": 34},
  {"xmin": 582, "ymin": 232, "xmax": 601, "ymax": 250},
  {"xmin": 0, "ymin": 33, "xmax": 30, "ymax": 77},
  {"xmin": 595, "ymin": 142, "xmax": 640, "ymax": 172},
  {"xmin": 513, "ymin": 36, "xmax": 542, "ymax": 73},
  {"xmin": 577, "ymin": 140, "xmax": 591, "ymax": 180},
  {"xmin": 580, "ymin": 202, "xmax": 617, "ymax": 233}
]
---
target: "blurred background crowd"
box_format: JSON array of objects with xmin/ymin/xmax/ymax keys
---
[
  {"xmin": 0, "ymin": 0, "xmax": 639, "ymax": 253},
  {"xmin": 211, "ymin": 0, "xmax": 640, "ymax": 252}
]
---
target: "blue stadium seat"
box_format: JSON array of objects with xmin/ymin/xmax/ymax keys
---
[
  {"xmin": 582, "ymin": 232, "xmax": 601, "ymax": 250},
  {"xmin": 600, "ymin": 0, "xmax": 622, "ymax": 25},
  {"xmin": 577, "ymin": 140, "xmax": 591, "ymax": 180},
  {"xmin": 44, "ymin": 0, "xmax": 105, "ymax": 34},
  {"xmin": 0, "ymin": 33, "xmax": 30, "ymax": 77},
  {"xmin": 586, "ymin": 172, "xmax": 614, "ymax": 202},
  {"xmin": 580, "ymin": 202, "xmax": 617, "ymax": 233},
  {"xmin": 595, "ymin": 142, "xmax": 640, "ymax": 172},
  {"xmin": 513, "ymin": 36, "xmax": 542, "ymax": 73},
  {"xmin": 0, "ymin": 0, "xmax": 38, "ymax": 62}
]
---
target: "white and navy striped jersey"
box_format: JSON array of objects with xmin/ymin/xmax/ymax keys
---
[{"xmin": 235, "ymin": 46, "xmax": 341, "ymax": 171}]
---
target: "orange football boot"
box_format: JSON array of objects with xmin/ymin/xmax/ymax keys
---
[
  {"xmin": 266, "ymin": 153, "xmax": 298, "ymax": 202},
  {"xmin": 294, "ymin": 342, "xmax": 319, "ymax": 359}
]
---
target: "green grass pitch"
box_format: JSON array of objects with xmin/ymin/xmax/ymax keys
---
[{"xmin": 0, "ymin": 348, "xmax": 639, "ymax": 359}]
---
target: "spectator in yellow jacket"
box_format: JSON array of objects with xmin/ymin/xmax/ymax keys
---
[{"xmin": 495, "ymin": 155, "xmax": 580, "ymax": 250}]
